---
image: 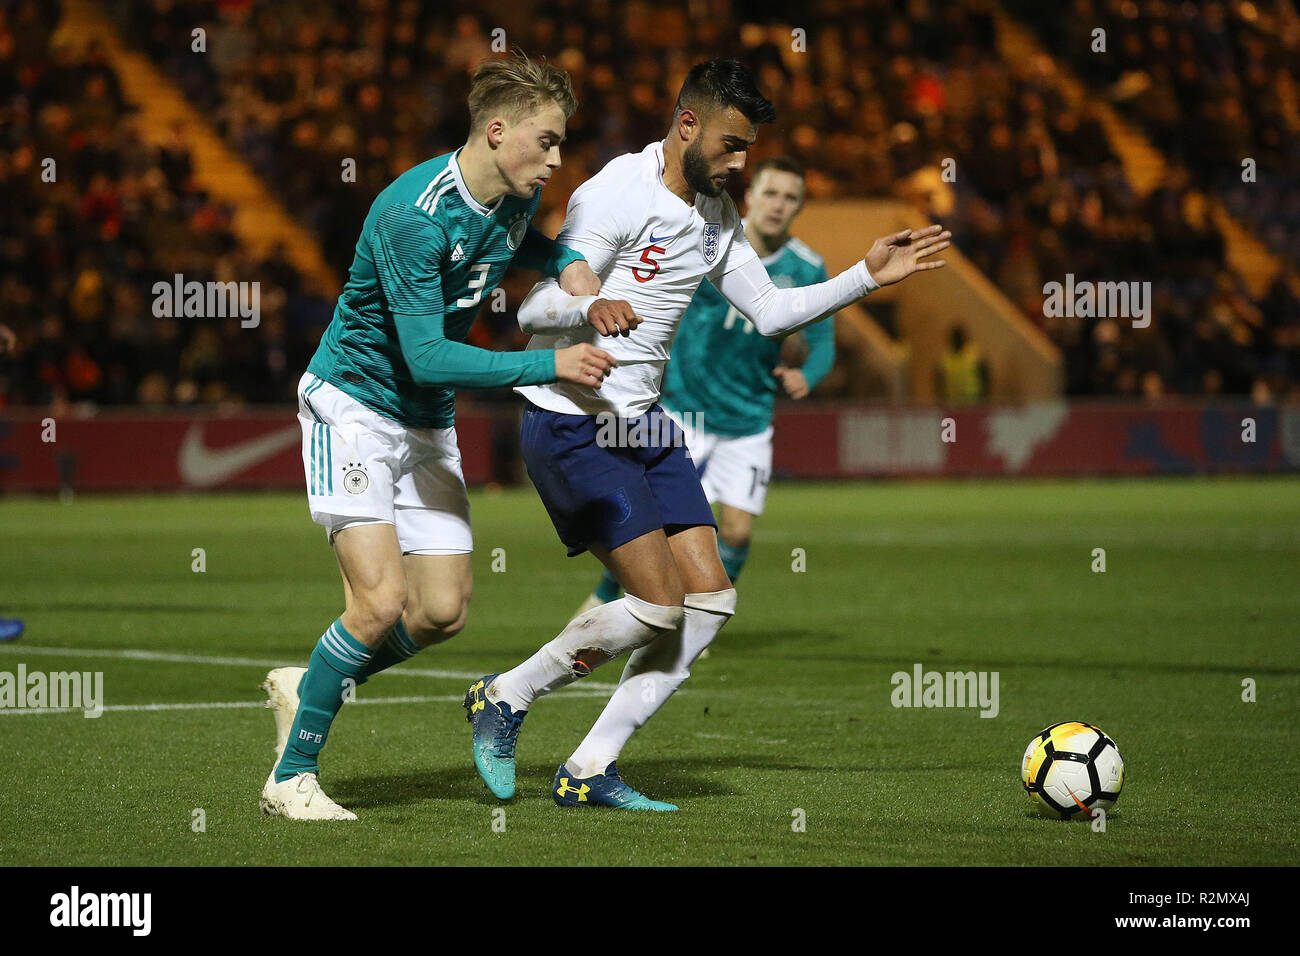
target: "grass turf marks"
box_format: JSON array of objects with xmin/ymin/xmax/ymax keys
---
[{"xmin": 1, "ymin": 479, "xmax": 1296, "ymax": 865}]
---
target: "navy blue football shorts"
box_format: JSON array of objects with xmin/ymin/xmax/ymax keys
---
[{"xmin": 520, "ymin": 401, "xmax": 716, "ymax": 557}]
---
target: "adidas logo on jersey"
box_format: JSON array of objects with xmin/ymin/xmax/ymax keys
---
[{"xmin": 451, "ymin": 243, "xmax": 466, "ymax": 262}]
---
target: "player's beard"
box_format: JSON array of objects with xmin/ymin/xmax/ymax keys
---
[{"xmin": 682, "ymin": 138, "xmax": 724, "ymax": 198}]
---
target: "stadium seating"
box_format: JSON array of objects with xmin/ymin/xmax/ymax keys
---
[{"xmin": 2, "ymin": 0, "xmax": 1296, "ymax": 408}]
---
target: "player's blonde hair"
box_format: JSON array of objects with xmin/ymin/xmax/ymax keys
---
[{"xmin": 467, "ymin": 52, "xmax": 577, "ymax": 130}]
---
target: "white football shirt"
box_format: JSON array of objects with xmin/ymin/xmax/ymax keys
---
[
  {"xmin": 517, "ymin": 141, "xmax": 756, "ymax": 417},
  {"xmin": 516, "ymin": 140, "xmax": 876, "ymax": 417}
]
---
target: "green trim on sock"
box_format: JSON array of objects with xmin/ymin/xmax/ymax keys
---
[
  {"xmin": 594, "ymin": 567, "xmax": 622, "ymax": 603},
  {"xmin": 358, "ymin": 620, "xmax": 424, "ymax": 681},
  {"xmin": 718, "ymin": 539, "xmax": 750, "ymax": 583},
  {"xmin": 276, "ymin": 619, "xmax": 373, "ymax": 782},
  {"xmin": 389, "ymin": 619, "xmax": 419, "ymax": 656}
]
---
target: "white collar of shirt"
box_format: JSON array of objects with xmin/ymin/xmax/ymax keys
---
[
  {"xmin": 649, "ymin": 139, "xmax": 700, "ymax": 210},
  {"xmin": 450, "ymin": 148, "xmax": 504, "ymax": 217}
]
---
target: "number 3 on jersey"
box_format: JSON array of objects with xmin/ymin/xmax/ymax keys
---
[{"xmin": 456, "ymin": 262, "xmax": 491, "ymax": 308}]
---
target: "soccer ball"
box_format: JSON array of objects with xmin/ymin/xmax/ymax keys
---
[{"xmin": 1021, "ymin": 721, "xmax": 1124, "ymax": 820}]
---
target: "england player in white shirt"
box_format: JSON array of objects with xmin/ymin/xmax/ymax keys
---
[{"xmin": 464, "ymin": 59, "xmax": 950, "ymax": 810}]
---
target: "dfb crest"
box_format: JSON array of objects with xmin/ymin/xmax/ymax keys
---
[
  {"xmin": 702, "ymin": 222, "xmax": 720, "ymax": 264},
  {"xmin": 506, "ymin": 212, "xmax": 528, "ymax": 251}
]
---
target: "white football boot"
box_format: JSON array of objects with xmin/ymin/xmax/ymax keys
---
[
  {"xmin": 259, "ymin": 667, "xmax": 356, "ymax": 820},
  {"xmin": 261, "ymin": 666, "xmax": 306, "ymax": 758},
  {"xmin": 260, "ymin": 770, "xmax": 357, "ymax": 821}
]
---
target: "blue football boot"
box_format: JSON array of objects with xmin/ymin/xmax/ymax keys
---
[
  {"xmin": 464, "ymin": 674, "xmax": 526, "ymax": 799},
  {"xmin": 552, "ymin": 761, "xmax": 678, "ymax": 811}
]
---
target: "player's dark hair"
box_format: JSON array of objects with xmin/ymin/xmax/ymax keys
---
[
  {"xmin": 753, "ymin": 156, "xmax": 805, "ymax": 181},
  {"xmin": 674, "ymin": 58, "xmax": 776, "ymax": 126}
]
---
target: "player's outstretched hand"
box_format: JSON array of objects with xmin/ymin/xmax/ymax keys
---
[
  {"xmin": 587, "ymin": 298, "xmax": 642, "ymax": 337},
  {"xmin": 865, "ymin": 224, "xmax": 951, "ymax": 286},
  {"xmin": 558, "ymin": 259, "xmax": 602, "ymax": 296},
  {"xmin": 772, "ymin": 366, "xmax": 809, "ymax": 399},
  {"xmin": 556, "ymin": 342, "xmax": 617, "ymax": 388}
]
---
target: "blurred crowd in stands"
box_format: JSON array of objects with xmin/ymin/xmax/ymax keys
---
[
  {"xmin": 1011, "ymin": 0, "xmax": 1300, "ymax": 269},
  {"xmin": 1005, "ymin": 0, "xmax": 1300, "ymax": 399},
  {"xmin": 0, "ymin": 0, "xmax": 330, "ymax": 413},
  {"xmin": 2, "ymin": 0, "xmax": 1297, "ymax": 411}
]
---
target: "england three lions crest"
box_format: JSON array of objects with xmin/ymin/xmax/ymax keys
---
[{"xmin": 702, "ymin": 222, "xmax": 721, "ymax": 264}]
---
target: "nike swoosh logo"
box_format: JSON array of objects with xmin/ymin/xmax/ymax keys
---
[
  {"xmin": 179, "ymin": 423, "xmax": 302, "ymax": 488},
  {"xmin": 647, "ymin": 233, "xmax": 674, "ymax": 245}
]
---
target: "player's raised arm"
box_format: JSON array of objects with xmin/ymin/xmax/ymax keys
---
[
  {"xmin": 374, "ymin": 204, "xmax": 616, "ymax": 388},
  {"xmin": 712, "ymin": 222, "xmax": 951, "ymax": 339},
  {"xmin": 862, "ymin": 226, "xmax": 951, "ymax": 284}
]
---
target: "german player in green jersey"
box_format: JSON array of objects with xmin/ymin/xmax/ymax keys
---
[
  {"xmin": 578, "ymin": 157, "xmax": 835, "ymax": 613},
  {"xmin": 260, "ymin": 53, "xmax": 619, "ymax": 820}
]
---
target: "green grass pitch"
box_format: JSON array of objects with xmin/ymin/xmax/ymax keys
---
[{"xmin": 1, "ymin": 478, "xmax": 1297, "ymax": 865}]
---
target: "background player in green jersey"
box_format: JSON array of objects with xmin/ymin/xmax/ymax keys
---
[
  {"xmin": 260, "ymin": 53, "xmax": 621, "ymax": 820},
  {"xmin": 577, "ymin": 157, "xmax": 834, "ymax": 613}
]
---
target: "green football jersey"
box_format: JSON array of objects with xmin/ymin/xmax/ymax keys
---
[
  {"xmin": 662, "ymin": 235, "xmax": 836, "ymax": 437},
  {"xmin": 308, "ymin": 148, "xmax": 582, "ymax": 428}
]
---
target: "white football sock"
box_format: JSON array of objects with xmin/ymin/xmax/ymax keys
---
[
  {"xmin": 490, "ymin": 595, "xmax": 682, "ymax": 712},
  {"xmin": 566, "ymin": 588, "xmax": 737, "ymax": 779}
]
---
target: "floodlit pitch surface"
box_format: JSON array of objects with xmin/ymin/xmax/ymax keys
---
[{"xmin": 2, "ymin": 478, "xmax": 1296, "ymax": 865}]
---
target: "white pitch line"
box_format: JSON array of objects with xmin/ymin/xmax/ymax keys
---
[
  {"xmin": 0, "ymin": 695, "xmax": 455, "ymax": 715},
  {"xmin": 0, "ymin": 687, "xmax": 615, "ymax": 717},
  {"xmin": 0, "ymin": 644, "xmax": 617, "ymax": 689}
]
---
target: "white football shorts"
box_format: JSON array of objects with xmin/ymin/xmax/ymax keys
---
[
  {"xmin": 296, "ymin": 372, "xmax": 472, "ymax": 554},
  {"xmin": 669, "ymin": 411, "xmax": 774, "ymax": 516}
]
